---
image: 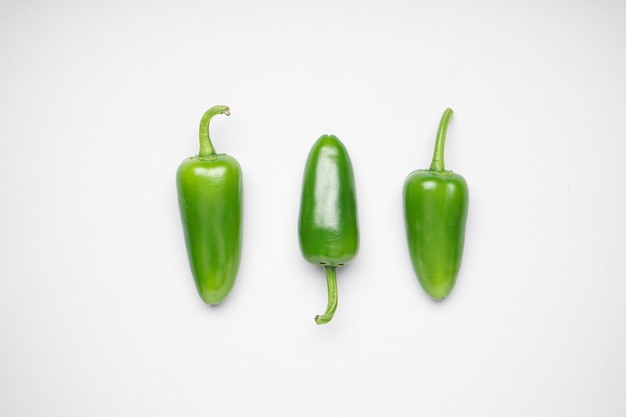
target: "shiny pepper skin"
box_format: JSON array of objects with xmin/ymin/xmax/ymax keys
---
[
  {"xmin": 403, "ymin": 108, "xmax": 469, "ymax": 300},
  {"xmin": 298, "ymin": 134, "xmax": 359, "ymax": 324},
  {"xmin": 176, "ymin": 105, "xmax": 243, "ymax": 305}
]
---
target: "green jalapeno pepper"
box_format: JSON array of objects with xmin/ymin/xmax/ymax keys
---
[
  {"xmin": 176, "ymin": 105, "xmax": 243, "ymax": 305},
  {"xmin": 298, "ymin": 134, "xmax": 359, "ymax": 324},
  {"xmin": 403, "ymin": 108, "xmax": 469, "ymax": 300}
]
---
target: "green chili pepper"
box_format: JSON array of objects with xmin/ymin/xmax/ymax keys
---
[
  {"xmin": 176, "ymin": 105, "xmax": 243, "ymax": 305},
  {"xmin": 403, "ymin": 108, "xmax": 469, "ymax": 300},
  {"xmin": 298, "ymin": 135, "xmax": 359, "ymax": 324}
]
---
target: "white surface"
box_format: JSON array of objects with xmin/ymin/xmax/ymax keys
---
[{"xmin": 1, "ymin": 0, "xmax": 625, "ymax": 415}]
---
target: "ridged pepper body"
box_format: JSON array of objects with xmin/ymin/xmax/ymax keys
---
[
  {"xmin": 403, "ymin": 108, "xmax": 469, "ymax": 300},
  {"xmin": 176, "ymin": 106, "xmax": 243, "ymax": 305},
  {"xmin": 299, "ymin": 134, "xmax": 359, "ymax": 324}
]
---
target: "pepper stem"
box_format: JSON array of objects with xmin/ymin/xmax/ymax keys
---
[
  {"xmin": 315, "ymin": 266, "xmax": 338, "ymax": 325},
  {"xmin": 199, "ymin": 105, "xmax": 231, "ymax": 157},
  {"xmin": 429, "ymin": 107, "xmax": 454, "ymax": 172}
]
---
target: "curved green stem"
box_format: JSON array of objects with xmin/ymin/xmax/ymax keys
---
[
  {"xmin": 429, "ymin": 107, "xmax": 454, "ymax": 172},
  {"xmin": 315, "ymin": 266, "xmax": 338, "ymax": 325},
  {"xmin": 199, "ymin": 105, "xmax": 230, "ymax": 157}
]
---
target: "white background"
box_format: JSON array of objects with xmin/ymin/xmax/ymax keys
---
[{"xmin": 1, "ymin": 0, "xmax": 625, "ymax": 415}]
